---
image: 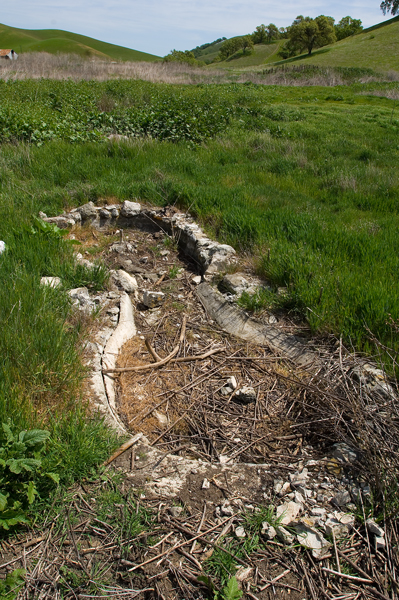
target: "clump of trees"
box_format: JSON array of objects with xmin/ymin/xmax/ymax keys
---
[
  {"xmin": 163, "ymin": 50, "xmax": 203, "ymax": 66},
  {"xmin": 191, "ymin": 38, "xmax": 226, "ymax": 58},
  {"xmin": 192, "ymin": 13, "xmax": 363, "ymax": 64},
  {"xmin": 217, "ymin": 35, "xmax": 254, "ymax": 60},
  {"xmin": 278, "ymin": 15, "xmax": 336, "ymax": 58},
  {"xmin": 335, "ymin": 16, "xmax": 363, "ymax": 40}
]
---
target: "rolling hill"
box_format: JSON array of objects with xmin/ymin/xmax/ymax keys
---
[
  {"xmin": 0, "ymin": 23, "xmax": 159, "ymax": 61},
  {"xmin": 206, "ymin": 15, "xmax": 399, "ymax": 72}
]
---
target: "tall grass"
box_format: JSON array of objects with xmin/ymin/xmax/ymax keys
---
[{"xmin": 0, "ymin": 182, "xmax": 119, "ymax": 500}]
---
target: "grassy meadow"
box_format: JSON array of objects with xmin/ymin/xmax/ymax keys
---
[{"xmin": 0, "ymin": 75, "xmax": 398, "ymax": 527}]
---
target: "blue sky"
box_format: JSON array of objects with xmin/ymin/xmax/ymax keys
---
[{"xmin": 2, "ymin": 0, "xmax": 392, "ymax": 57}]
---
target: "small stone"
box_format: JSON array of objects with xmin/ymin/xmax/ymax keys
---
[
  {"xmin": 235, "ymin": 566, "xmax": 253, "ymax": 582},
  {"xmin": 221, "ymin": 376, "xmax": 237, "ymax": 396},
  {"xmin": 366, "ymin": 519, "xmax": 384, "ymax": 538},
  {"xmin": 79, "ymin": 201, "xmax": 98, "ymax": 220},
  {"xmin": 375, "ymin": 536, "xmax": 386, "ymax": 551},
  {"xmin": 202, "ymin": 478, "xmax": 210, "ymax": 489},
  {"xmin": 235, "ymin": 526, "xmax": 246, "ymax": 539},
  {"xmin": 192, "ymin": 275, "xmax": 202, "ymax": 285},
  {"xmin": 295, "ymin": 522, "xmax": 331, "ymax": 559},
  {"xmin": 276, "ymin": 501, "xmax": 302, "ymax": 525},
  {"xmin": 106, "ymin": 306, "xmax": 120, "ymax": 315},
  {"xmin": 69, "ymin": 287, "xmax": 91, "ymax": 306},
  {"xmin": 331, "ymin": 443, "xmax": 359, "ymax": 464},
  {"xmin": 289, "ymin": 469, "xmax": 309, "ymax": 487},
  {"xmin": 120, "ymin": 200, "xmax": 141, "ymax": 218},
  {"xmin": 331, "ymin": 491, "xmax": 351, "ymax": 507},
  {"xmin": 108, "ymin": 291, "xmax": 119, "ymax": 299},
  {"xmin": 112, "ymin": 270, "xmax": 138, "ymax": 293},
  {"xmin": 268, "ymin": 315, "xmax": 278, "ymax": 324},
  {"xmin": 278, "ymin": 482, "xmax": 292, "ymax": 497},
  {"xmin": 153, "ymin": 410, "xmax": 168, "ymax": 427},
  {"xmin": 169, "ymin": 506, "xmax": 183, "ymax": 518},
  {"xmin": 273, "ymin": 480, "xmax": 283, "ymax": 495},
  {"xmin": 144, "ymin": 272, "xmax": 159, "ymax": 283},
  {"xmin": 38, "ymin": 211, "xmax": 47, "ymax": 219},
  {"xmin": 139, "ymin": 256, "xmax": 148, "ymax": 264},
  {"xmin": 234, "ymin": 386, "xmax": 256, "ymax": 404},
  {"xmin": 220, "ymin": 502, "xmax": 234, "ymax": 516},
  {"xmin": 219, "ymin": 455, "xmax": 230, "ymax": 465},
  {"xmin": 294, "ymin": 491, "xmax": 305, "ymax": 505},
  {"xmin": 310, "ymin": 507, "xmax": 326, "ymax": 517},
  {"xmin": 261, "ymin": 522, "xmax": 277, "ymax": 540},
  {"xmin": 142, "ymin": 290, "xmax": 165, "ymax": 309},
  {"xmin": 160, "ymin": 250, "xmax": 169, "ymax": 257},
  {"xmin": 40, "ymin": 276, "xmax": 61, "ymax": 288},
  {"xmin": 99, "ymin": 208, "xmax": 111, "ymax": 219},
  {"xmin": 220, "ymin": 273, "xmax": 251, "ymax": 295},
  {"xmin": 276, "ymin": 526, "xmax": 295, "ymax": 545}
]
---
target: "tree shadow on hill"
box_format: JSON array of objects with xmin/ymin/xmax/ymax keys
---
[{"xmin": 272, "ymin": 47, "xmax": 331, "ymax": 67}]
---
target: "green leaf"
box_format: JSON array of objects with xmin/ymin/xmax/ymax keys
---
[
  {"xmin": 6, "ymin": 458, "xmax": 41, "ymax": 474},
  {"xmin": 20, "ymin": 429, "xmax": 50, "ymax": 448},
  {"xmin": 45, "ymin": 472, "xmax": 60, "ymax": 484},
  {"xmin": 26, "ymin": 481, "xmax": 37, "ymax": 505},
  {"xmin": 2, "ymin": 422, "xmax": 15, "ymax": 445},
  {"xmin": 0, "ymin": 492, "xmax": 8, "ymax": 511},
  {"xmin": 221, "ymin": 577, "xmax": 242, "ymax": 600}
]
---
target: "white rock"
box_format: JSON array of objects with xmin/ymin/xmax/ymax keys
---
[
  {"xmin": 69, "ymin": 287, "xmax": 91, "ymax": 306},
  {"xmin": 169, "ymin": 506, "xmax": 183, "ymax": 518},
  {"xmin": 234, "ymin": 386, "xmax": 256, "ymax": 404},
  {"xmin": 276, "ymin": 501, "xmax": 302, "ymax": 525},
  {"xmin": 276, "ymin": 526, "xmax": 295, "ymax": 545},
  {"xmin": 192, "ymin": 275, "xmax": 202, "ymax": 285},
  {"xmin": 220, "ymin": 502, "xmax": 234, "ymax": 516},
  {"xmin": 202, "ymin": 478, "xmax": 210, "ymax": 489},
  {"xmin": 375, "ymin": 536, "xmax": 386, "ymax": 551},
  {"xmin": 40, "ymin": 276, "xmax": 61, "ymax": 288},
  {"xmin": 324, "ymin": 519, "xmax": 349, "ymax": 540},
  {"xmin": 295, "ymin": 523, "xmax": 331, "ymax": 559},
  {"xmin": 261, "ymin": 522, "xmax": 277, "ymax": 540},
  {"xmin": 120, "ymin": 200, "xmax": 141, "ymax": 217},
  {"xmin": 235, "ymin": 526, "xmax": 246, "ymax": 539},
  {"xmin": 0, "ymin": 241, "xmax": 6, "ymax": 254},
  {"xmin": 219, "ymin": 455, "xmax": 230, "ymax": 465},
  {"xmin": 366, "ymin": 519, "xmax": 384, "ymax": 538},
  {"xmin": 294, "ymin": 491, "xmax": 305, "ymax": 505},
  {"xmin": 142, "ymin": 290, "xmax": 165, "ymax": 309},
  {"xmin": 274, "ymin": 480, "xmax": 283, "ymax": 495},
  {"xmin": 289, "ymin": 469, "xmax": 309, "ymax": 487},
  {"xmin": 268, "ymin": 315, "xmax": 278, "ymax": 324},
  {"xmin": 112, "ymin": 270, "xmax": 138, "ymax": 294},
  {"xmin": 154, "ymin": 410, "xmax": 168, "ymax": 427},
  {"xmin": 310, "ymin": 507, "xmax": 326, "ymax": 517},
  {"xmin": 235, "ymin": 566, "xmax": 253, "ymax": 582}
]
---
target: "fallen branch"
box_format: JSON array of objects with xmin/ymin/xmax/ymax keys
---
[
  {"xmin": 102, "ymin": 433, "xmax": 143, "ymax": 466},
  {"xmin": 321, "ymin": 567, "xmax": 373, "ymax": 584}
]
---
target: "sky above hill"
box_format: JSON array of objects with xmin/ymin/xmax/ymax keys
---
[{"xmin": 2, "ymin": 0, "xmax": 392, "ymax": 57}]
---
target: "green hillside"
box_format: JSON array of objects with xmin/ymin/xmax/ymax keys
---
[
  {"xmin": 208, "ymin": 16, "xmax": 399, "ymax": 72},
  {"xmin": 270, "ymin": 15, "xmax": 399, "ymax": 71},
  {"xmin": 0, "ymin": 23, "xmax": 159, "ymax": 61}
]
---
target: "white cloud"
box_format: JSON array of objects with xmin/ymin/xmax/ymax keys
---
[{"xmin": 3, "ymin": 0, "xmax": 392, "ymax": 56}]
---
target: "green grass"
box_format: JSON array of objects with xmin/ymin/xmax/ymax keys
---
[
  {"xmin": 214, "ymin": 41, "xmax": 284, "ymax": 68},
  {"xmin": 1, "ymin": 79, "xmax": 398, "ymax": 370},
  {"xmin": 0, "ymin": 22, "xmax": 159, "ymax": 61}
]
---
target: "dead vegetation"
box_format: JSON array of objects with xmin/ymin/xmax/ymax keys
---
[{"xmin": 1, "ymin": 225, "xmax": 399, "ymax": 600}]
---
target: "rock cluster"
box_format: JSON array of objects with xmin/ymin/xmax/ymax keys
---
[{"xmin": 40, "ymin": 201, "xmax": 236, "ymax": 276}]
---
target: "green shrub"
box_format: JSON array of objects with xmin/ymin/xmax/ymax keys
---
[{"xmin": 0, "ymin": 423, "xmax": 58, "ymax": 530}]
